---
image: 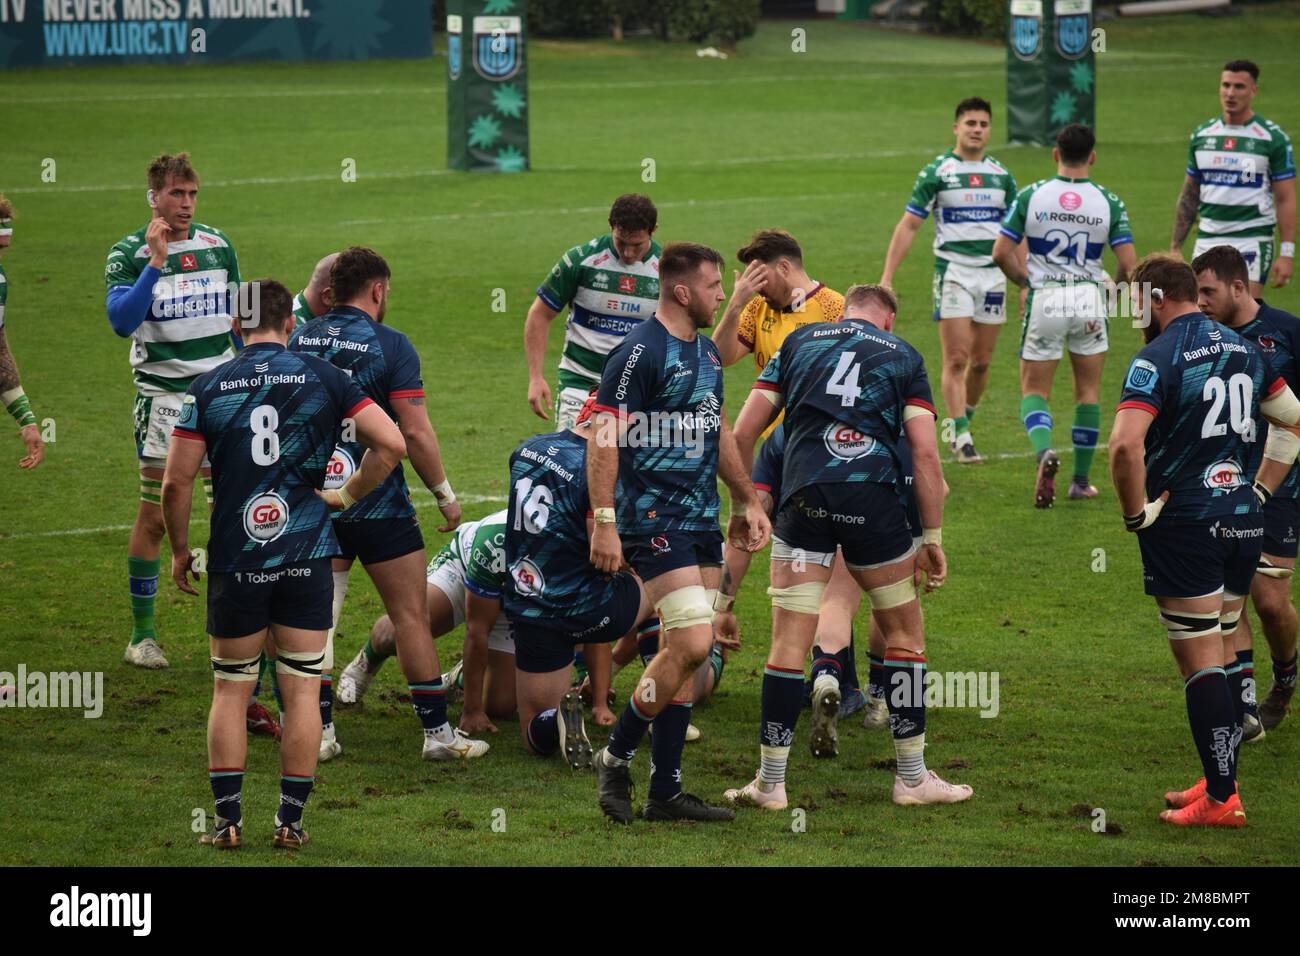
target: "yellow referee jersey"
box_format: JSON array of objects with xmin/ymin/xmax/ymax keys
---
[{"xmin": 736, "ymin": 283, "xmax": 845, "ymax": 372}]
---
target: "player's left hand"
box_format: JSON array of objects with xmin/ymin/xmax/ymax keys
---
[
  {"xmin": 592, "ymin": 705, "xmax": 617, "ymax": 727},
  {"xmin": 171, "ymin": 550, "xmax": 200, "ymax": 595},
  {"xmin": 713, "ymin": 611, "xmax": 741, "ymax": 651},
  {"xmin": 590, "ymin": 522, "xmax": 623, "ymax": 573},
  {"xmin": 18, "ymin": 424, "xmax": 43, "ymax": 469},
  {"xmin": 915, "ymin": 543, "xmax": 946, "ymax": 592},
  {"xmin": 436, "ymin": 497, "xmax": 462, "ymax": 533},
  {"xmin": 459, "ymin": 709, "xmax": 497, "ymax": 734},
  {"xmin": 1272, "ymin": 256, "xmax": 1293, "ymax": 288},
  {"xmin": 317, "ymin": 489, "xmax": 347, "ymax": 511},
  {"xmin": 727, "ymin": 507, "xmax": 771, "ymax": 553}
]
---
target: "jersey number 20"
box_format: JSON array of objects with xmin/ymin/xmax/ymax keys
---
[
  {"xmin": 1202, "ymin": 373, "xmax": 1256, "ymax": 443},
  {"xmin": 250, "ymin": 404, "xmax": 281, "ymax": 465}
]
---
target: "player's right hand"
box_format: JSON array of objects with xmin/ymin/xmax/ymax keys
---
[
  {"xmin": 18, "ymin": 424, "xmax": 43, "ymax": 469},
  {"xmin": 436, "ymin": 497, "xmax": 462, "ymax": 533},
  {"xmin": 145, "ymin": 217, "xmax": 170, "ymax": 267},
  {"xmin": 527, "ymin": 377, "xmax": 552, "ymax": 421},
  {"xmin": 713, "ymin": 610, "xmax": 741, "ymax": 651},
  {"xmin": 590, "ymin": 522, "xmax": 622, "ymax": 573},
  {"xmin": 732, "ymin": 260, "xmax": 769, "ymax": 303},
  {"xmin": 459, "ymin": 709, "xmax": 497, "ymax": 734},
  {"xmin": 727, "ymin": 507, "xmax": 771, "ymax": 553},
  {"xmin": 1123, "ymin": 491, "xmax": 1170, "ymax": 531},
  {"xmin": 171, "ymin": 550, "xmax": 200, "ymax": 595},
  {"xmin": 317, "ymin": 488, "xmax": 347, "ymax": 511},
  {"xmin": 915, "ymin": 543, "xmax": 946, "ymax": 592}
]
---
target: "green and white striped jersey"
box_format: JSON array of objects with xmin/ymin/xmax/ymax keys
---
[
  {"xmin": 906, "ymin": 151, "xmax": 1018, "ymax": 267},
  {"xmin": 434, "ymin": 509, "xmax": 509, "ymax": 598},
  {"xmin": 0, "ymin": 262, "xmax": 7, "ymax": 330},
  {"xmin": 104, "ymin": 222, "xmax": 240, "ymax": 396},
  {"xmin": 1188, "ymin": 114, "xmax": 1295, "ymax": 239},
  {"xmin": 535, "ymin": 234, "xmax": 661, "ymax": 391},
  {"xmin": 292, "ymin": 291, "xmax": 315, "ymax": 329},
  {"xmin": 1000, "ymin": 176, "xmax": 1133, "ymax": 287}
]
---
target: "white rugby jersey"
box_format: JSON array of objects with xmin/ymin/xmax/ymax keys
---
[{"xmin": 1000, "ymin": 176, "xmax": 1132, "ymax": 286}]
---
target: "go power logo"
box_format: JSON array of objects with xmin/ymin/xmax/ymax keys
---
[
  {"xmin": 823, "ymin": 422, "xmax": 874, "ymax": 461},
  {"xmin": 50, "ymin": 886, "xmax": 151, "ymax": 936},
  {"xmin": 243, "ymin": 492, "xmax": 289, "ymax": 544}
]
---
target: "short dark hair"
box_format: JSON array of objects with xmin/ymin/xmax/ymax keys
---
[
  {"xmin": 1192, "ymin": 244, "xmax": 1251, "ymax": 289},
  {"xmin": 0, "ymin": 194, "xmax": 14, "ymax": 222},
  {"xmin": 1223, "ymin": 59, "xmax": 1259, "ymax": 81},
  {"xmin": 737, "ymin": 229, "xmax": 803, "ymax": 267},
  {"xmin": 608, "ymin": 194, "xmax": 657, "ymax": 234},
  {"xmin": 147, "ymin": 152, "xmax": 199, "ymax": 192},
  {"xmin": 237, "ymin": 278, "xmax": 293, "ymax": 334},
  {"xmin": 1132, "ymin": 253, "xmax": 1198, "ymax": 305},
  {"xmin": 1056, "ymin": 123, "xmax": 1096, "ymax": 164},
  {"xmin": 330, "ymin": 246, "xmax": 391, "ymax": 305},
  {"xmin": 955, "ymin": 97, "xmax": 992, "ymax": 121},
  {"xmin": 844, "ymin": 283, "xmax": 898, "ymax": 315},
  {"xmin": 659, "ymin": 242, "xmax": 724, "ymax": 287}
]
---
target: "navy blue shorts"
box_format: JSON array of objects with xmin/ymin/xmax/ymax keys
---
[
  {"xmin": 1138, "ymin": 513, "xmax": 1264, "ymax": 598},
  {"xmin": 1262, "ymin": 495, "xmax": 1299, "ymax": 560},
  {"xmin": 623, "ymin": 528, "xmax": 723, "ymax": 583},
  {"xmin": 900, "ymin": 478, "xmax": 920, "ymax": 538},
  {"xmin": 509, "ymin": 572, "xmax": 642, "ymax": 674},
  {"xmin": 334, "ymin": 515, "xmax": 424, "ymax": 566},
  {"xmin": 775, "ymin": 482, "xmax": 914, "ymax": 569},
  {"xmin": 207, "ymin": 558, "xmax": 334, "ymax": 638}
]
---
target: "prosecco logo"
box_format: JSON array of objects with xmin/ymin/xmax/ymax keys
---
[
  {"xmin": 323, "ymin": 447, "xmax": 356, "ymax": 491},
  {"xmin": 824, "ymin": 422, "xmax": 874, "ymax": 461},
  {"xmin": 244, "ymin": 492, "xmax": 289, "ymax": 544}
]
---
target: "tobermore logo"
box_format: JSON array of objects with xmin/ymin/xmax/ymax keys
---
[
  {"xmin": 49, "ymin": 886, "xmax": 151, "ymax": 936},
  {"xmin": 1203, "ymin": 460, "xmax": 1243, "ymax": 490},
  {"xmin": 244, "ymin": 492, "xmax": 289, "ymax": 543},
  {"xmin": 1059, "ymin": 191, "xmax": 1083, "ymax": 211},
  {"xmin": 323, "ymin": 448, "xmax": 355, "ymax": 491},
  {"xmin": 823, "ymin": 422, "xmax": 874, "ymax": 461}
]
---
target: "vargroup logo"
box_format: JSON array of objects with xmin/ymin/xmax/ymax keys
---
[
  {"xmin": 473, "ymin": 15, "xmax": 522, "ymax": 80},
  {"xmin": 511, "ymin": 557, "xmax": 545, "ymax": 596},
  {"xmin": 324, "ymin": 447, "xmax": 355, "ymax": 491},
  {"xmin": 243, "ymin": 492, "xmax": 289, "ymax": 544},
  {"xmin": 1203, "ymin": 459, "xmax": 1243, "ymax": 490},
  {"xmin": 823, "ymin": 422, "xmax": 874, "ymax": 461},
  {"xmin": 1059, "ymin": 191, "xmax": 1083, "ymax": 211},
  {"xmin": 49, "ymin": 886, "xmax": 151, "ymax": 936}
]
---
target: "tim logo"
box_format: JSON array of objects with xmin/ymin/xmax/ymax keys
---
[
  {"xmin": 243, "ymin": 492, "xmax": 289, "ymax": 544},
  {"xmin": 823, "ymin": 422, "xmax": 874, "ymax": 461},
  {"xmin": 323, "ymin": 447, "xmax": 355, "ymax": 491},
  {"xmin": 1059, "ymin": 191, "xmax": 1082, "ymax": 211},
  {"xmin": 1203, "ymin": 460, "xmax": 1243, "ymax": 490},
  {"xmin": 619, "ymin": 276, "xmax": 637, "ymax": 294},
  {"xmin": 180, "ymin": 253, "xmax": 197, "ymax": 271},
  {"xmin": 510, "ymin": 557, "xmax": 545, "ymax": 596},
  {"xmin": 50, "ymin": 886, "xmax": 151, "ymax": 936}
]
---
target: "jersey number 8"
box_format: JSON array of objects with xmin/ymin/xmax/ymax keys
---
[
  {"xmin": 250, "ymin": 404, "xmax": 281, "ymax": 465},
  {"xmin": 1202, "ymin": 373, "xmax": 1256, "ymax": 443}
]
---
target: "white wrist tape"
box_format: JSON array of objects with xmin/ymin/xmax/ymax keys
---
[
  {"xmin": 1261, "ymin": 383, "xmax": 1300, "ymax": 427},
  {"xmin": 593, "ymin": 507, "xmax": 617, "ymax": 524},
  {"xmin": 336, "ymin": 482, "xmax": 356, "ymax": 510},
  {"xmin": 1263, "ymin": 421, "xmax": 1300, "ymax": 464},
  {"xmin": 921, "ymin": 528, "xmax": 942, "ymax": 547},
  {"xmin": 713, "ymin": 590, "xmax": 735, "ymax": 613},
  {"xmin": 1282, "ymin": 242, "xmax": 1296, "ymax": 259},
  {"xmin": 432, "ymin": 479, "xmax": 455, "ymax": 504}
]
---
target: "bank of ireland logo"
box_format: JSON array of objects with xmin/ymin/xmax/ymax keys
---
[
  {"xmin": 511, "ymin": 557, "xmax": 545, "ymax": 596},
  {"xmin": 1010, "ymin": 0, "xmax": 1043, "ymax": 60},
  {"xmin": 447, "ymin": 15, "xmax": 462, "ymax": 80},
  {"xmin": 244, "ymin": 492, "xmax": 289, "ymax": 544},
  {"xmin": 824, "ymin": 422, "xmax": 874, "ymax": 461},
  {"xmin": 1054, "ymin": 0, "xmax": 1091, "ymax": 59},
  {"xmin": 323, "ymin": 447, "xmax": 356, "ymax": 491},
  {"xmin": 473, "ymin": 16, "xmax": 521, "ymax": 81},
  {"xmin": 1203, "ymin": 459, "xmax": 1242, "ymax": 491}
]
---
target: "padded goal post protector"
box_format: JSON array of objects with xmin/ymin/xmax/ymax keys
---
[
  {"xmin": 1007, "ymin": 0, "xmax": 1096, "ymax": 146},
  {"xmin": 447, "ymin": 0, "xmax": 531, "ymax": 173}
]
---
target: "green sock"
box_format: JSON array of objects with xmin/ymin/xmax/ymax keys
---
[
  {"xmin": 128, "ymin": 555, "xmax": 160, "ymax": 644},
  {"xmin": 1020, "ymin": 395, "xmax": 1053, "ymax": 456},
  {"xmin": 965, "ymin": 403, "xmax": 977, "ymax": 422},
  {"xmin": 1072, "ymin": 403, "xmax": 1101, "ymax": 483},
  {"xmin": 953, "ymin": 415, "xmax": 971, "ymax": 437},
  {"xmin": 362, "ymin": 636, "xmax": 381, "ymax": 665}
]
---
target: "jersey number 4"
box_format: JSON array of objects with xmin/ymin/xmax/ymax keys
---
[
  {"xmin": 250, "ymin": 404, "xmax": 281, "ymax": 465},
  {"xmin": 827, "ymin": 353, "xmax": 862, "ymax": 407},
  {"xmin": 512, "ymin": 477, "xmax": 553, "ymax": 533},
  {"xmin": 1202, "ymin": 373, "xmax": 1257, "ymax": 442}
]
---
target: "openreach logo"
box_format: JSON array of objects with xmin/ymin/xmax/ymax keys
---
[
  {"xmin": 0, "ymin": 665, "xmax": 103, "ymax": 718},
  {"xmin": 889, "ymin": 669, "xmax": 1000, "ymax": 718},
  {"xmin": 50, "ymin": 886, "xmax": 151, "ymax": 936}
]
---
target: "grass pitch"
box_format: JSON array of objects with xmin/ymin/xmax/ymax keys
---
[{"xmin": 2, "ymin": 9, "xmax": 1300, "ymax": 866}]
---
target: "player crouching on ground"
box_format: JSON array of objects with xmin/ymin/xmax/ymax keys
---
[
  {"xmin": 727, "ymin": 283, "xmax": 969, "ymax": 808},
  {"xmin": 161, "ymin": 280, "xmax": 405, "ymax": 848},
  {"xmin": 1110, "ymin": 254, "xmax": 1300, "ymax": 828}
]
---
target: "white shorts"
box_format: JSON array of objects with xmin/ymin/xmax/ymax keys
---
[
  {"xmin": 1020, "ymin": 284, "xmax": 1109, "ymax": 362},
  {"xmin": 134, "ymin": 391, "xmax": 208, "ymax": 469},
  {"xmin": 554, "ymin": 385, "xmax": 590, "ymax": 432},
  {"xmin": 933, "ymin": 262, "xmax": 1008, "ymax": 325},
  {"xmin": 1193, "ymin": 235, "xmax": 1275, "ymax": 285},
  {"xmin": 427, "ymin": 555, "xmax": 515, "ymax": 654}
]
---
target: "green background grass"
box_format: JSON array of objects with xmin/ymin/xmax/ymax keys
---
[{"xmin": 2, "ymin": 8, "xmax": 1300, "ymax": 865}]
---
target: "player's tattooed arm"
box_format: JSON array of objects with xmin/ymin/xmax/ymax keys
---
[
  {"xmin": 0, "ymin": 330, "xmax": 22, "ymax": 393},
  {"xmin": 1171, "ymin": 175, "xmax": 1200, "ymax": 252},
  {"xmin": 392, "ymin": 397, "xmax": 459, "ymax": 531},
  {"xmin": 406, "ymin": 395, "xmax": 425, "ymax": 406}
]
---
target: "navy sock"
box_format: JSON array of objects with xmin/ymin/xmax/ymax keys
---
[
  {"xmin": 1184, "ymin": 667, "xmax": 1237, "ymax": 802},
  {"xmin": 526, "ymin": 708, "xmax": 559, "ymax": 756},
  {"xmin": 1273, "ymin": 652, "xmax": 1299, "ymax": 690},
  {"xmin": 867, "ymin": 653, "xmax": 885, "ymax": 700},
  {"xmin": 209, "ymin": 767, "xmax": 243, "ymax": 824},
  {"xmin": 408, "ymin": 678, "xmax": 449, "ymax": 731},
  {"xmin": 649, "ymin": 701, "xmax": 692, "ymax": 801},
  {"xmin": 1235, "ymin": 649, "xmax": 1258, "ymax": 719},
  {"xmin": 278, "ymin": 775, "xmax": 313, "ymax": 827},
  {"xmin": 319, "ymin": 674, "xmax": 333, "ymax": 727},
  {"xmin": 607, "ymin": 695, "xmax": 654, "ymax": 762},
  {"xmin": 760, "ymin": 664, "xmax": 804, "ymax": 748},
  {"xmin": 885, "ymin": 652, "xmax": 928, "ymax": 784},
  {"xmin": 810, "ymin": 645, "xmax": 842, "ymax": 685},
  {"xmin": 841, "ymin": 628, "xmax": 860, "ymax": 690},
  {"xmin": 637, "ymin": 617, "xmax": 661, "ymax": 667}
]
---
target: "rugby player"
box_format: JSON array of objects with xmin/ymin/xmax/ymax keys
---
[
  {"xmin": 524, "ymin": 194, "xmax": 661, "ymax": 429},
  {"xmin": 711, "ymin": 229, "xmax": 844, "ymax": 373},
  {"xmin": 1194, "ymin": 244, "xmax": 1300, "ymax": 735},
  {"xmin": 994, "ymin": 124, "xmax": 1137, "ymax": 507},
  {"xmin": 881, "ymin": 97, "xmax": 1019, "ymax": 463},
  {"xmin": 1172, "ymin": 60, "xmax": 1295, "ymax": 297},
  {"xmin": 292, "ymin": 253, "xmax": 340, "ymax": 330},
  {"xmin": 505, "ymin": 398, "xmax": 651, "ymax": 767},
  {"xmin": 161, "ymin": 279, "xmax": 405, "ymax": 848},
  {"xmin": 290, "ymin": 247, "xmax": 487, "ymax": 763},
  {"xmin": 589, "ymin": 241, "xmax": 771, "ymax": 824},
  {"xmin": 105, "ymin": 153, "xmax": 239, "ymax": 670},
  {"xmin": 0, "ymin": 195, "xmax": 44, "ymax": 469},
  {"xmin": 1110, "ymin": 254, "xmax": 1300, "ymax": 827},
  {"xmin": 725, "ymin": 283, "xmax": 967, "ymax": 808}
]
